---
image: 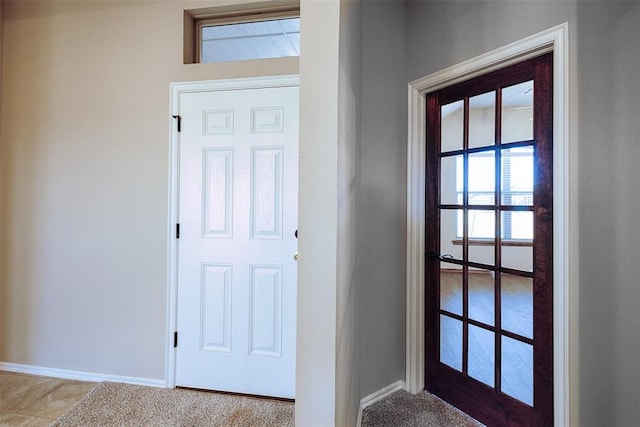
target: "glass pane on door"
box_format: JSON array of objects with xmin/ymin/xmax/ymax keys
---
[
  {"xmin": 469, "ymin": 91, "xmax": 496, "ymax": 149},
  {"xmin": 441, "ymin": 155, "xmax": 462, "ymax": 205},
  {"xmin": 501, "ymin": 273, "xmax": 533, "ymax": 339},
  {"xmin": 441, "ymin": 100, "xmax": 464, "ymax": 152},
  {"xmin": 501, "ymin": 211, "xmax": 533, "ymax": 271},
  {"xmin": 468, "ymin": 151, "xmax": 495, "ymax": 205},
  {"xmin": 501, "ymin": 146, "xmax": 533, "ymax": 206},
  {"xmin": 441, "ymin": 209, "xmax": 462, "ymax": 260},
  {"xmin": 501, "ymin": 336, "xmax": 533, "ymax": 406},
  {"xmin": 502, "ymin": 244, "xmax": 533, "ymax": 273},
  {"xmin": 468, "ymin": 210, "xmax": 495, "ymax": 265},
  {"xmin": 501, "ymin": 81, "xmax": 534, "ymax": 143},
  {"xmin": 504, "ymin": 211, "xmax": 534, "ymax": 240},
  {"xmin": 468, "ymin": 325, "xmax": 495, "ymax": 387},
  {"xmin": 440, "ymin": 315, "xmax": 463, "ymax": 372},
  {"xmin": 468, "ymin": 270, "xmax": 494, "ymax": 326},
  {"xmin": 440, "ymin": 266, "xmax": 462, "ymax": 316}
]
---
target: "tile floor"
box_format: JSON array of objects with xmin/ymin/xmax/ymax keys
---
[{"xmin": 0, "ymin": 371, "xmax": 95, "ymax": 427}]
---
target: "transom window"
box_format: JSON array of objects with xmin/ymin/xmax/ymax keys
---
[{"xmin": 197, "ymin": 13, "xmax": 300, "ymax": 63}]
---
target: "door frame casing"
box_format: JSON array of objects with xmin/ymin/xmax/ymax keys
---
[
  {"xmin": 405, "ymin": 24, "xmax": 573, "ymax": 426},
  {"xmin": 165, "ymin": 75, "xmax": 300, "ymax": 388}
]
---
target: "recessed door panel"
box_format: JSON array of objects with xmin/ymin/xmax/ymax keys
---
[
  {"xmin": 249, "ymin": 265, "xmax": 283, "ymax": 357},
  {"xmin": 251, "ymin": 147, "xmax": 283, "ymax": 240},
  {"xmin": 203, "ymin": 149, "xmax": 233, "ymax": 238},
  {"xmin": 201, "ymin": 263, "xmax": 232, "ymax": 352}
]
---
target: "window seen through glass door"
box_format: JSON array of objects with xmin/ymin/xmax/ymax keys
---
[{"xmin": 442, "ymin": 84, "xmax": 535, "ymax": 242}]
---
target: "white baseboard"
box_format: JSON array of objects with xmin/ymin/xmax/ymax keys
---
[
  {"xmin": 0, "ymin": 362, "xmax": 166, "ymax": 388},
  {"xmin": 356, "ymin": 380, "xmax": 406, "ymax": 427}
]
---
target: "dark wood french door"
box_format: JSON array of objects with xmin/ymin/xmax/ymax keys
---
[{"xmin": 425, "ymin": 53, "xmax": 553, "ymax": 426}]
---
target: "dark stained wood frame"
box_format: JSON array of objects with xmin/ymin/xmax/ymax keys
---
[{"xmin": 425, "ymin": 53, "xmax": 553, "ymax": 426}]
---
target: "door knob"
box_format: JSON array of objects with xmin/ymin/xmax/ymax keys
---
[
  {"xmin": 427, "ymin": 252, "xmax": 454, "ymax": 261},
  {"xmin": 293, "ymin": 252, "xmax": 299, "ymax": 261}
]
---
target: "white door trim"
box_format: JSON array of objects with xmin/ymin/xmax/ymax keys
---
[
  {"xmin": 165, "ymin": 75, "xmax": 300, "ymax": 389},
  {"xmin": 405, "ymin": 24, "xmax": 574, "ymax": 426}
]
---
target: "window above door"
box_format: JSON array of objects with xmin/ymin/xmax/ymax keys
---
[{"xmin": 183, "ymin": 5, "xmax": 300, "ymax": 64}]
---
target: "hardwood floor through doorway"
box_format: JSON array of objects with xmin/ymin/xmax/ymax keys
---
[{"xmin": 441, "ymin": 271, "xmax": 533, "ymax": 404}]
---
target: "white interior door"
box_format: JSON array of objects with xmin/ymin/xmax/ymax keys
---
[{"xmin": 176, "ymin": 83, "xmax": 298, "ymax": 398}]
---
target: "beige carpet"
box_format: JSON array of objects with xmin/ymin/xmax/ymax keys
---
[
  {"xmin": 361, "ymin": 390, "xmax": 484, "ymax": 427},
  {"xmin": 52, "ymin": 382, "xmax": 294, "ymax": 426}
]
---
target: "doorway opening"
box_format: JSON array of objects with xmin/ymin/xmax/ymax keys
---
[
  {"xmin": 424, "ymin": 53, "xmax": 553, "ymax": 425},
  {"xmin": 166, "ymin": 76, "xmax": 300, "ymax": 398},
  {"xmin": 405, "ymin": 23, "xmax": 572, "ymax": 426}
]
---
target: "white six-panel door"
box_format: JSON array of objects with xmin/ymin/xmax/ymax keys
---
[{"xmin": 176, "ymin": 84, "xmax": 298, "ymax": 398}]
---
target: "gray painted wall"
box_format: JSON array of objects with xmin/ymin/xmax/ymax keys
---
[
  {"xmin": 405, "ymin": 1, "xmax": 640, "ymax": 425},
  {"xmin": 576, "ymin": 3, "xmax": 640, "ymax": 425},
  {"xmin": 405, "ymin": 1, "xmax": 577, "ymax": 82},
  {"xmin": 358, "ymin": 0, "xmax": 407, "ymax": 399}
]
